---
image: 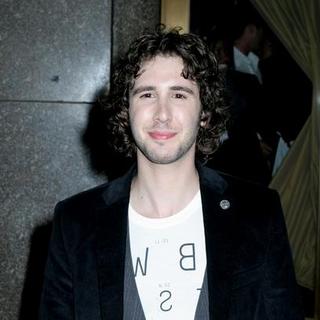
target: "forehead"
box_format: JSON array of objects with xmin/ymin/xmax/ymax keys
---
[
  {"xmin": 133, "ymin": 55, "xmax": 195, "ymax": 86},
  {"xmin": 139, "ymin": 54, "xmax": 183, "ymax": 70}
]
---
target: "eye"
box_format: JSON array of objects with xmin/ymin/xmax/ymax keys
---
[
  {"xmin": 140, "ymin": 92, "xmax": 153, "ymax": 98},
  {"xmin": 174, "ymin": 93, "xmax": 186, "ymax": 99}
]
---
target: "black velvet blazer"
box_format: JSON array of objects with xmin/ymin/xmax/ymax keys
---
[{"xmin": 39, "ymin": 165, "xmax": 304, "ymax": 319}]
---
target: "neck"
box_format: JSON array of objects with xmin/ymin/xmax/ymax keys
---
[
  {"xmin": 130, "ymin": 154, "xmax": 199, "ymax": 218},
  {"xmin": 234, "ymin": 41, "xmax": 251, "ymax": 56}
]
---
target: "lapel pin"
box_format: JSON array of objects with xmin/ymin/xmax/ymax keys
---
[{"xmin": 219, "ymin": 199, "xmax": 230, "ymax": 210}]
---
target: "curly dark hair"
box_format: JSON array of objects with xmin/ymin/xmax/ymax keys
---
[{"xmin": 103, "ymin": 26, "xmax": 229, "ymax": 159}]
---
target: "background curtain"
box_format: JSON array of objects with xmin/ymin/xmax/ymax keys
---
[{"xmin": 250, "ymin": 1, "xmax": 320, "ymax": 318}]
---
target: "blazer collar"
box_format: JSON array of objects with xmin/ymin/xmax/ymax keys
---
[
  {"xmin": 197, "ymin": 162, "xmax": 228, "ymax": 194},
  {"xmin": 96, "ymin": 163, "xmax": 235, "ymax": 320},
  {"xmin": 96, "ymin": 165, "xmax": 136, "ymax": 320},
  {"xmin": 101, "ymin": 164, "xmax": 137, "ymax": 207}
]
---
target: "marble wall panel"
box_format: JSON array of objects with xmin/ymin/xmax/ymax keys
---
[
  {"xmin": 0, "ymin": 102, "xmax": 106, "ymax": 320},
  {"xmin": 112, "ymin": 0, "xmax": 160, "ymax": 63},
  {"xmin": 0, "ymin": 0, "xmax": 111, "ymax": 102}
]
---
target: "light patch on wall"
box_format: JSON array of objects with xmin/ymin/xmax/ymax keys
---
[{"xmin": 161, "ymin": 0, "xmax": 190, "ymax": 33}]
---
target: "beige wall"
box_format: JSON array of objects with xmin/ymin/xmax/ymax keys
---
[{"xmin": 161, "ymin": 0, "xmax": 190, "ymax": 32}]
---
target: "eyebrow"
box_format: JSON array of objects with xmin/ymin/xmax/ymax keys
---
[
  {"xmin": 131, "ymin": 85, "xmax": 195, "ymax": 96},
  {"xmin": 170, "ymin": 86, "xmax": 195, "ymax": 95},
  {"xmin": 131, "ymin": 86, "xmax": 155, "ymax": 96}
]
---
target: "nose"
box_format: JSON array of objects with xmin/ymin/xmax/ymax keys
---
[{"xmin": 153, "ymin": 96, "xmax": 171, "ymax": 123}]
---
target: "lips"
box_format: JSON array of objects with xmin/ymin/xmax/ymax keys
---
[{"xmin": 148, "ymin": 131, "xmax": 177, "ymax": 140}]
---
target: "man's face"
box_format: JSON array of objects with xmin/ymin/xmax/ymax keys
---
[
  {"xmin": 129, "ymin": 55, "xmax": 202, "ymax": 165},
  {"xmin": 248, "ymin": 24, "xmax": 263, "ymax": 51}
]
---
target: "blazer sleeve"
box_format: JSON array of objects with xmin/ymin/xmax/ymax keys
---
[
  {"xmin": 39, "ymin": 202, "xmax": 74, "ymax": 319},
  {"xmin": 262, "ymin": 190, "xmax": 304, "ymax": 320}
]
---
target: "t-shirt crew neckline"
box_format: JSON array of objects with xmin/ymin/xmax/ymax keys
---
[{"xmin": 129, "ymin": 190, "xmax": 201, "ymax": 229}]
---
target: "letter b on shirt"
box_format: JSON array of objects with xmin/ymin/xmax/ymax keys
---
[{"xmin": 179, "ymin": 243, "xmax": 195, "ymax": 271}]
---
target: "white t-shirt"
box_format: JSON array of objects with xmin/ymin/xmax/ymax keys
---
[
  {"xmin": 129, "ymin": 191, "xmax": 207, "ymax": 320},
  {"xmin": 233, "ymin": 46, "xmax": 262, "ymax": 83}
]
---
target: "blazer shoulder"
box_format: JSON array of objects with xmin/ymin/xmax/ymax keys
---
[
  {"xmin": 51, "ymin": 182, "xmax": 110, "ymax": 242},
  {"xmin": 51, "ymin": 169, "xmax": 134, "ymax": 252},
  {"xmin": 199, "ymin": 165, "xmax": 279, "ymax": 203},
  {"xmin": 56, "ymin": 182, "xmax": 109, "ymax": 215},
  {"xmin": 54, "ymin": 165, "xmax": 135, "ymax": 224},
  {"xmin": 219, "ymin": 170, "xmax": 279, "ymax": 200}
]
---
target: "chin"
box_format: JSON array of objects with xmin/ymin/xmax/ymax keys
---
[{"xmin": 142, "ymin": 148, "xmax": 193, "ymax": 165}]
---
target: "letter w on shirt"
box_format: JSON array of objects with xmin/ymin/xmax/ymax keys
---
[{"xmin": 134, "ymin": 247, "xmax": 149, "ymax": 277}]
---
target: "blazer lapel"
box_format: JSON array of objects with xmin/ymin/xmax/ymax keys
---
[
  {"xmin": 198, "ymin": 165, "xmax": 236, "ymax": 319},
  {"xmin": 96, "ymin": 167, "xmax": 136, "ymax": 320}
]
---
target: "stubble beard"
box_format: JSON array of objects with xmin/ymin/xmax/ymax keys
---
[{"xmin": 131, "ymin": 119, "xmax": 201, "ymax": 165}]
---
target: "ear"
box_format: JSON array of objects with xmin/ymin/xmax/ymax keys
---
[{"xmin": 200, "ymin": 111, "xmax": 211, "ymax": 128}]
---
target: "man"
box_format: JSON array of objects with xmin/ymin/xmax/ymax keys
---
[
  {"xmin": 232, "ymin": 9, "xmax": 264, "ymax": 84},
  {"xmin": 40, "ymin": 28, "xmax": 303, "ymax": 319},
  {"xmin": 208, "ymin": 7, "xmax": 274, "ymax": 186}
]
